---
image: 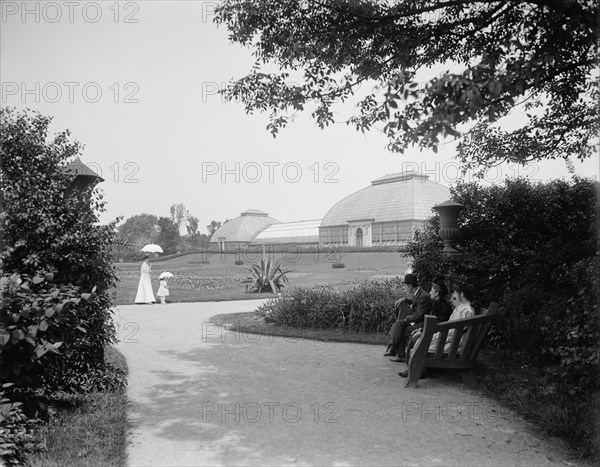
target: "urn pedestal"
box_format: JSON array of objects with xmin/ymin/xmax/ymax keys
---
[
  {"xmin": 433, "ymin": 200, "xmax": 470, "ymax": 262},
  {"xmin": 438, "ymin": 227, "xmax": 460, "ymax": 254}
]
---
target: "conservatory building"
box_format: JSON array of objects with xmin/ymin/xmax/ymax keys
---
[
  {"xmin": 210, "ymin": 209, "xmax": 280, "ymax": 251},
  {"xmin": 251, "ymin": 219, "xmax": 321, "ymax": 246},
  {"xmin": 319, "ymin": 171, "xmax": 450, "ymax": 247}
]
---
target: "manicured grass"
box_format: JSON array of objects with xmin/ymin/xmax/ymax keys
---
[
  {"xmin": 209, "ymin": 311, "xmax": 388, "ymax": 346},
  {"xmin": 114, "ymin": 251, "xmax": 409, "ymax": 305},
  {"xmin": 29, "ymin": 347, "xmax": 130, "ymax": 467}
]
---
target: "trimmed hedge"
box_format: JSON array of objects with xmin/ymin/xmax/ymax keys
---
[{"xmin": 405, "ymin": 177, "xmax": 599, "ymax": 394}]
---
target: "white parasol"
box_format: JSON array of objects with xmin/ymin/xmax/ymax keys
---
[
  {"xmin": 141, "ymin": 244, "xmax": 163, "ymax": 253},
  {"xmin": 159, "ymin": 271, "xmax": 174, "ymax": 279}
]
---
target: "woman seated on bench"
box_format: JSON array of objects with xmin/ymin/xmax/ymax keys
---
[
  {"xmin": 429, "ymin": 283, "xmax": 476, "ymax": 353},
  {"xmin": 399, "ymin": 283, "xmax": 475, "ymax": 378},
  {"xmin": 430, "ymin": 275, "xmax": 453, "ymax": 323}
]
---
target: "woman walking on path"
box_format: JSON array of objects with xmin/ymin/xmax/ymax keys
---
[{"xmin": 135, "ymin": 255, "xmax": 155, "ymax": 304}]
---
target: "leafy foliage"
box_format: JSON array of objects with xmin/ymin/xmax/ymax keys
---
[
  {"xmin": 0, "ymin": 385, "xmax": 44, "ymax": 466},
  {"xmin": 42, "ymin": 359, "xmax": 127, "ymax": 394},
  {"xmin": 244, "ymin": 256, "xmax": 290, "ymax": 293},
  {"xmin": 169, "ymin": 203, "xmax": 188, "ymax": 235},
  {"xmin": 0, "ymin": 108, "xmax": 118, "ymax": 372},
  {"xmin": 256, "ymin": 278, "xmax": 405, "ymax": 333},
  {"xmin": 186, "ymin": 215, "xmax": 200, "ymax": 236},
  {"xmin": 0, "ymin": 273, "xmax": 92, "ymax": 386},
  {"xmin": 116, "ymin": 214, "xmax": 160, "ymax": 258},
  {"xmin": 116, "ymin": 211, "xmax": 211, "ymax": 258},
  {"xmin": 156, "ymin": 217, "xmax": 181, "ymax": 255},
  {"xmin": 405, "ymin": 176, "xmax": 599, "ymax": 394},
  {"xmin": 540, "ymin": 257, "xmax": 600, "ymax": 393},
  {"xmin": 1, "ymin": 113, "xmax": 117, "ymax": 289},
  {"xmin": 0, "ymin": 108, "xmax": 120, "ymax": 464},
  {"xmin": 185, "ymin": 215, "xmax": 211, "ymax": 249},
  {"xmin": 215, "ymin": 0, "xmax": 598, "ymax": 170},
  {"xmin": 207, "ymin": 220, "xmax": 222, "ymax": 236}
]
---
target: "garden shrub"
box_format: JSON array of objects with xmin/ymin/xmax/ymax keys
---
[
  {"xmin": 0, "ymin": 273, "xmax": 90, "ymax": 387},
  {"xmin": 256, "ymin": 278, "xmax": 405, "ymax": 333},
  {"xmin": 0, "ymin": 385, "xmax": 44, "ymax": 466},
  {"xmin": 1, "ymin": 110, "xmax": 118, "ymax": 368},
  {"xmin": 0, "ymin": 109, "xmax": 120, "ymax": 463},
  {"xmin": 0, "ymin": 109, "xmax": 118, "ymax": 379},
  {"xmin": 541, "ymin": 257, "xmax": 600, "ymax": 395},
  {"xmin": 43, "ymin": 359, "xmax": 127, "ymax": 394},
  {"xmin": 405, "ymin": 176, "xmax": 599, "ymax": 458},
  {"xmin": 258, "ymin": 286, "xmax": 343, "ymax": 328}
]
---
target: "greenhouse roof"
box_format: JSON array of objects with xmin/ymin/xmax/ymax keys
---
[
  {"xmin": 252, "ymin": 219, "xmax": 321, "ymax": 244},
  {"xmin": 320, "ymin": 171, "xmax": 450, "ymax": 227},
  {"xmin": 210, "ymin": 209, "xmax": 280, "ymax": 243}
]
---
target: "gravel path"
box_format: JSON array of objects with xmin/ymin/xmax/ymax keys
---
[{"xmin": 114, "ymin": 301, "xmax": 582, "ymax": 466}]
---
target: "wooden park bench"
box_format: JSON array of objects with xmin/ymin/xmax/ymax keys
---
[{"xmin": 404, "ymin": 302, "xmax": 499, "ymax": 388}]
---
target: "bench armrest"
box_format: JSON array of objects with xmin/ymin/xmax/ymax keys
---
[{"xmin": 404, "ymin": 302, "xmax": 500, "ymax": 388}]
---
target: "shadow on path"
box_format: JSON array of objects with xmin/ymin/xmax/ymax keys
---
[{"xmin": 115, "ymin": 301, "xmax": 580, "ymax": 466}]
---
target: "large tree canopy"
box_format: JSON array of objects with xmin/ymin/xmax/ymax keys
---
[
  {"xmin": 117, "ymin": 214, "xmax": 159, "ymax": 252},
  {"xmin": 215, "ymin": 0, "xmax": 598, "ymax": 171}
]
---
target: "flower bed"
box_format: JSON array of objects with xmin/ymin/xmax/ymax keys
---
[
  {"xmin": 117, "ymin": 271, "xmax": 246, "ymax": 291},
  {"xmin": 168, "ymin": 274, "xmax": 246, "ymax": 291}
]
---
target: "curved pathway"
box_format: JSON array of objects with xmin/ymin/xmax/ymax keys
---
[{"xmin": 114, "ymin": 301, "xmax": 582, "ymax": 466}]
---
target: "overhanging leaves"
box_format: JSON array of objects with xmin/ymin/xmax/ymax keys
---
[{"xmin": 215, "ymin": 0, "xmax": 598, "ymax": 170}]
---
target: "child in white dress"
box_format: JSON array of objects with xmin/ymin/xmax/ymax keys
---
[{"xmin": 157, "ymin": 277, "xmax": 169, "ymax": 304}]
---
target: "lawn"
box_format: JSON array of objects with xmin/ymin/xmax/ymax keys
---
[
  {"xmin": 209, "ymin": 311, "xmax": 389, "ymax": 346},
  {"xmin": 29, "ymin": 346, "xmax": 129, "ymax": 467},
  {"xmin": 113, "ymin": 250, "xmax": 410, "ymax": 305}
]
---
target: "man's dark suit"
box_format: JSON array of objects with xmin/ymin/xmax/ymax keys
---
[{"xmin": 387, "ymin": 287, "xmax": 432, "ymax": 358}]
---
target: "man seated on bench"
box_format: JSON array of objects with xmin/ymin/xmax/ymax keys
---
[
  {"xmin": 384, "ymin": 273, "xmax": 432, "ymax": 362},
  {"xmin": 394, "ymin": 275, "xmax": 453, "ymax": 361},
  {"xmin": 398, "ymin": 283, "xmax": 476, "ymax": 378}
]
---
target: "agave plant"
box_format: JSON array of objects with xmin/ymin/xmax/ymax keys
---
[{"xmin": 244, "ymin": 256, "xmax": 289, "ymax": 293}]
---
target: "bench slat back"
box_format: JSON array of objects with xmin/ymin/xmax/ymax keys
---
[
  {"xmin": 446, "ymin": 325, "xmax": 465, "ymax": 359},
  {"xmin": 424, "ymin": 302, "xmax": 499, "ymax": 363},
  {"xmin": 464, "ymin": 302, "xmax": 499, "ymax": 360},
  {"xmin": 432, "ymin": 329, "xmax": 449, "ymax": 359}
]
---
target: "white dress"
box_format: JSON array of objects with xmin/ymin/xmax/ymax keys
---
[
  {"xmin": 157, "ymin": 280, "xmax": 169, "ymax": 297},
  {"xmin": 134, "ymin": 261, "xmax": 155, "ymax": 303},
  {"xmin": 428, "ymin": 301, "xmax": 475, "ymax": 353}
]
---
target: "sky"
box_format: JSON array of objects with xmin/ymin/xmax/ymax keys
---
[{"xmin": 2, "ymin": 1, "xmax": 598, "ymax": 231}]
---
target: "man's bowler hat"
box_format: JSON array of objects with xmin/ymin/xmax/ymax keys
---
[{"xmin": 403, "ymin": 273, "xmax": 419, "ymax": 286}]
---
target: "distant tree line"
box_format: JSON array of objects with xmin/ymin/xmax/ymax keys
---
[{"xmin": 114, "ymin": 204, "xmax": 229, "ymax": 259}]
